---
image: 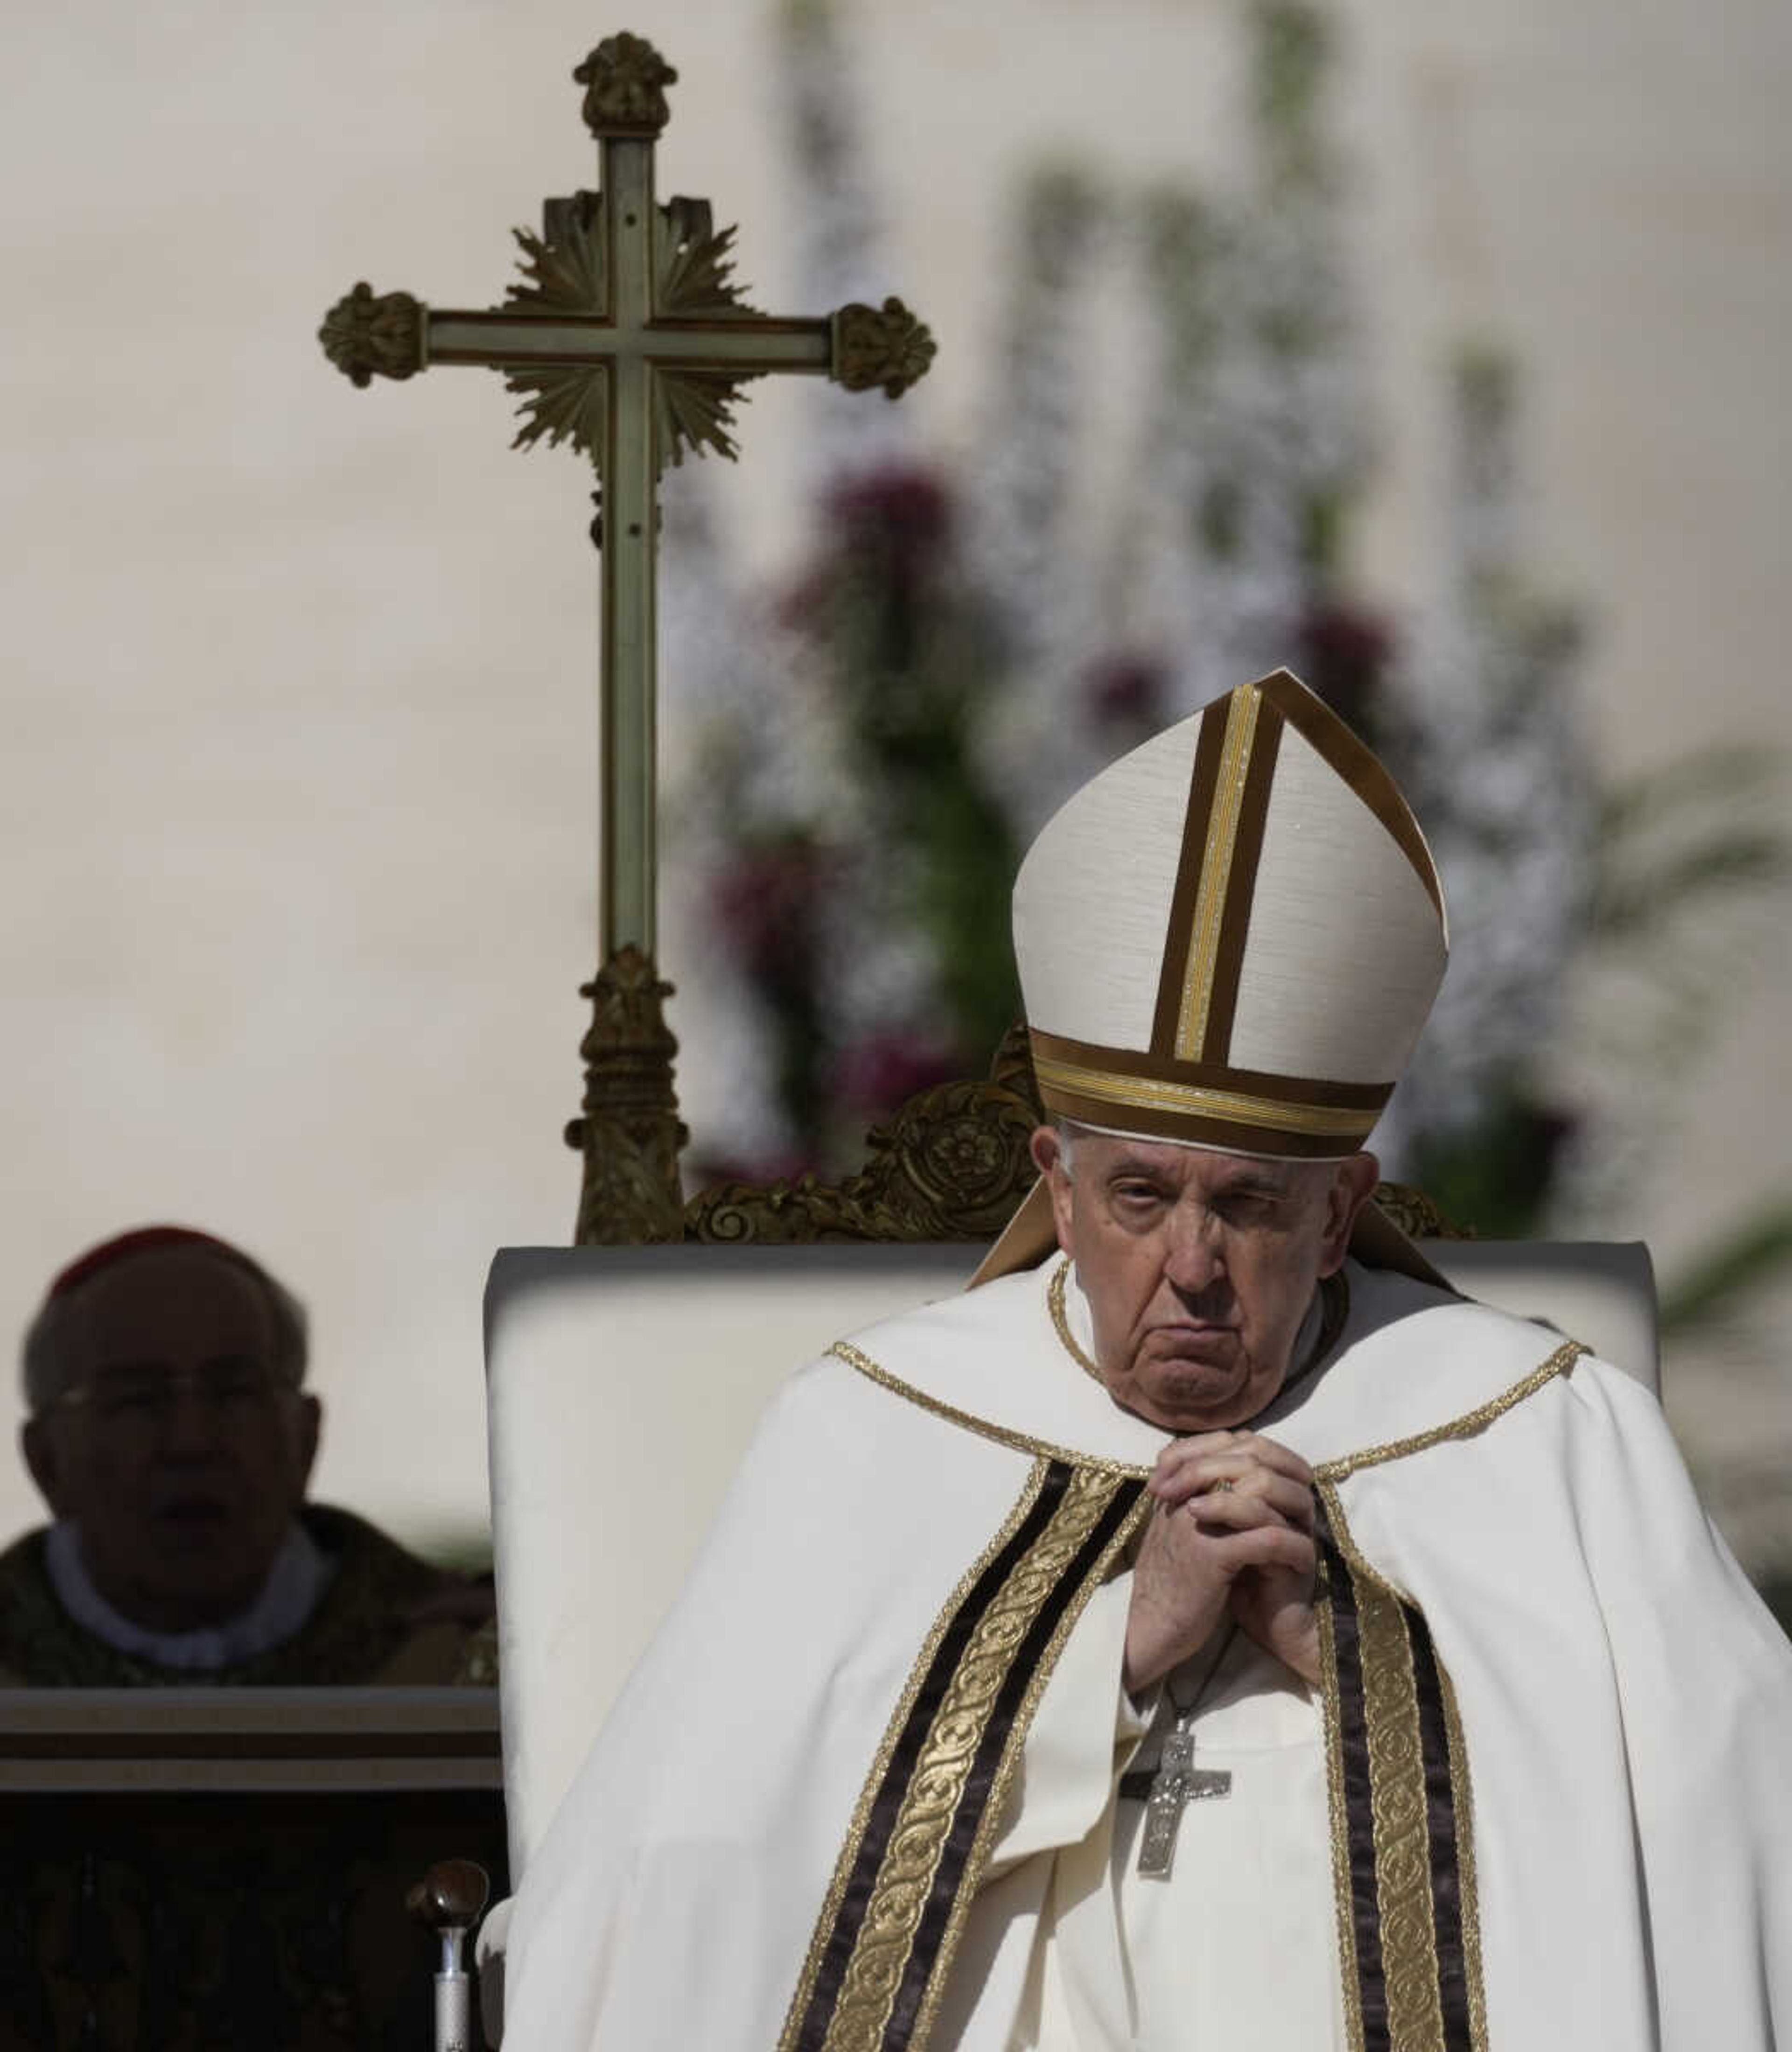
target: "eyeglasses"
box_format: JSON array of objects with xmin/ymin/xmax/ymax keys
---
[{"xmin": 55, "ymin": 1358, "xmax": 299, "ymax": 1423}]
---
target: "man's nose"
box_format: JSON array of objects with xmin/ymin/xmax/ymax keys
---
[
  {"xmin": 1162, "ymin": 1206, "xmax": 1226, "ymax": 1293},
  {"xmin": 153, "ymin": 1377, "xmax": 226, "ymax": 1454}
]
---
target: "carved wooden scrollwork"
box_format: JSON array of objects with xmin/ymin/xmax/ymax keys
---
[
  {"xmin": 681, "ymin": 1023, "xmax": 1043, "ymax": 1245},
  {"xmin": 1367, "ymin": 1180, "xmax": 1473, "ymax": 1241}
]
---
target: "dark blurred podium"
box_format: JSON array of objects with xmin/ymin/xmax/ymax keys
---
[{"xmin": 0, "ymin": 1688, "xmax": 506, "ymax": 2052}]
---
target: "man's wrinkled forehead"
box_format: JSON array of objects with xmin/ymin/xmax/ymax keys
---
[{"xmin": 1067, "ymin": 1126, "xmax": 1319, "ymax": 1196}]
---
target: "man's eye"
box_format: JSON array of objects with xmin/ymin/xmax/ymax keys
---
[
  {"xmin": 206, "ymin": 1355, "xmax": 264, "ymax": 1386},
  {"xmin": 90, "ymin": 1375, "xmax": 166, "ymax": 1415},
  {"xmin": 1111, "ymin": 1184, "xmax": 1166, "ymax": 1208}
]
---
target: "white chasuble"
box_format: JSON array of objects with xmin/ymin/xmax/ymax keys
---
[
  {"xmin": 499, "ymin": 1259, "xmax": 1792, "ymax": 2052},
  {"xmin": 933, "ymin": 1603, "xmax": 1342, "ymax": 2051}
]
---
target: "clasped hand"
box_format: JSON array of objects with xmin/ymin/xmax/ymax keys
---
[{"xmin": 1123, "ymin": 1432, "xmax": 1321, "ymax": 1694}]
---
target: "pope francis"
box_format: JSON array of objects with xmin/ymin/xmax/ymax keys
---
[{"xmin": 500, "ymin": 670, "xmax": 1792, "ymax": 2050}]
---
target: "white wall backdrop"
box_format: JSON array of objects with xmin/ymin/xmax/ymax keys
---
[{"xmin": 2, "ymin": 0, "xmax": 1787, "ymax": 1555}]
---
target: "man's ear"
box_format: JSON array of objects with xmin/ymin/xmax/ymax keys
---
[
  {"xmin": 1320, "ymin": 1153, "xmax": 1381, "ymax": 1275},
  {"xmin": 21, "ymin": 1417, "xmax": 71, "ymax": 1518},
  {"xmin": 294, "ymin": 1394, "xmax": 322, "ymax": 1490},
  {"xmin": 1029, "ymin": 1126, "xmax": 1077, "ymax": 1255}
]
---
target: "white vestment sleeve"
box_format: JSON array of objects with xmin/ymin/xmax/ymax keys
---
[
  {"xmin": 1560, "ymin": 1362, "xmax": 1792, "ymax": 2045},
  {"xmin": 1344, "ymin": 1352, "xmax": 1792, "ymax": 2051}
]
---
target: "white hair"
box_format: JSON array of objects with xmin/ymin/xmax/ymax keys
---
[
  {"xmin": 1049, "ymin": 1117, "xmax": 1351, "ymax": 1200},
  {"xmin": 1051, "ymin": 1116, "xmax": 1093, "ymax": 1176}
]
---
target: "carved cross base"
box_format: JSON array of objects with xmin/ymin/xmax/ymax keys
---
[{"xmin": 566, "ymin": 945, "xmax": 689, "ymax": 1245}]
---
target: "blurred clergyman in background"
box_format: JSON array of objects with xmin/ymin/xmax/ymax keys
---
[{"xmin": 1, "ymin": 1226, "xmax": 490, "ymax": 1685}]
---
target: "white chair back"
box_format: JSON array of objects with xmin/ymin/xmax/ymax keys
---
[{"xmin": 483, "ymin": 1243, "xmax": 980, "ymax": 1883}]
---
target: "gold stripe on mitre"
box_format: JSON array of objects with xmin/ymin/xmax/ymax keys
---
[
  {"xmin": 1144, "ymin": 671, "xmax": 1446, "ymax": 1079},
  {"xmin": 1176, "ymin": 681, "xmax": 1264, "ymax": 1059}
]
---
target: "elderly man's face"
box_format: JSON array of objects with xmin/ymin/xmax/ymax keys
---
[
  {"xmin": 1033, "ymin": 1127, "xmax": 1378, "ymax": 1434},
  {"xmin": 21, "ymin": 1248, "xmax": 320, "ymax": 1635}
]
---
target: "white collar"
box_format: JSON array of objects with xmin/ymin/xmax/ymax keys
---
[{"xmin": 46, "ymin": 1517, "xmax": 336, "ymax": 1670}]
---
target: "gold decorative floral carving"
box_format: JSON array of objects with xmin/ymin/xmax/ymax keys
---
[
  {"xmin": 574, "ymin": 33, "xmax": 677, "ymax": 139},
  {"xmin": 498, "ymin": 194, "xmax": 765, "ymax": 470},
  {"xmin": 318, "ymin": 283, "xmax": 425, "ymax": 387},
  {"xmin": 508, "ymin": 204, "xmax": 607, "ymax": 317},
  {"xmin": 502, "ymin": 205, "xmax": 608, "ymax": 464},
  {"xmin": 656, "ymin": 369, "xmax": 763, "ymax": 466},
  {"xmin": 1369, "ymin": 1182, "xmax": 1472, "ymax": 1242},
  {"xmin": 567, "ymin": 946, "xmax": 689, "ymax": 1245},
  {"xmin": 504, "ymin": 361, "xmax": 611, "ymax": 466},
  {"xmin": 831, "ymin": 296, "xmax": 938, "ymax": 399},
  {"xmin": 655, "ymin": 197, "xmax": 753, "ymax": 318},
  {"xmin": 681, "ymin": 1024, "xmax": 1043, "ymax": 1245}
]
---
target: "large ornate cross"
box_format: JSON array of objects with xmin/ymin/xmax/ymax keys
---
[{"xmin": 319, "ymin": 32, "xmax": 933, "ymax": 1241}]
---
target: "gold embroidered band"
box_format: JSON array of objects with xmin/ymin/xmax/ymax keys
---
[
  {"xmin": 1033, "ymin": 1051, "xmax": 1382, "ymax": 1146},
  {"xmin": 1316, "ymin": 1570, "xmax": 1366, "ymax": 2052},
  {"xmin": 1314, "ymin": 1342, "xmax": 1586, "ymax": 1485},
  {"xmin": 1316, "ymin": 1483, "xmax": 1488, "ymax": 2052},
  {"xmin": 781, "ymin": 1458, "xmax": 1148, "ymax": 2052},
  {"xmin": 1303, "ymin": 1345, "xmax": 1588, "ymax": 2044}
]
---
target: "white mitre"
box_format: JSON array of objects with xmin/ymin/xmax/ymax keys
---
[{"xmin": 978, "ymin": 666, "xmax": 1450, "ymax": 1282}]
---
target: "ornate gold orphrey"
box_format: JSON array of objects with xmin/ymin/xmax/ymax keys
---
[{"xmin": 320, "ymin": 32, "xmax": 934, "ymax": 1242}]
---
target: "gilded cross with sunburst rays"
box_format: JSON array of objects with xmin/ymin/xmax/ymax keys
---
[{"xmin": 320, "ymin": 31, "xmax": 934, "ymax": 1240}]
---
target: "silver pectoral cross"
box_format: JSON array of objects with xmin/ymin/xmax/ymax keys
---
[{"xmin": 1136, "ymin": 1719, "xmax": 1232, "ymax": 1879}]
